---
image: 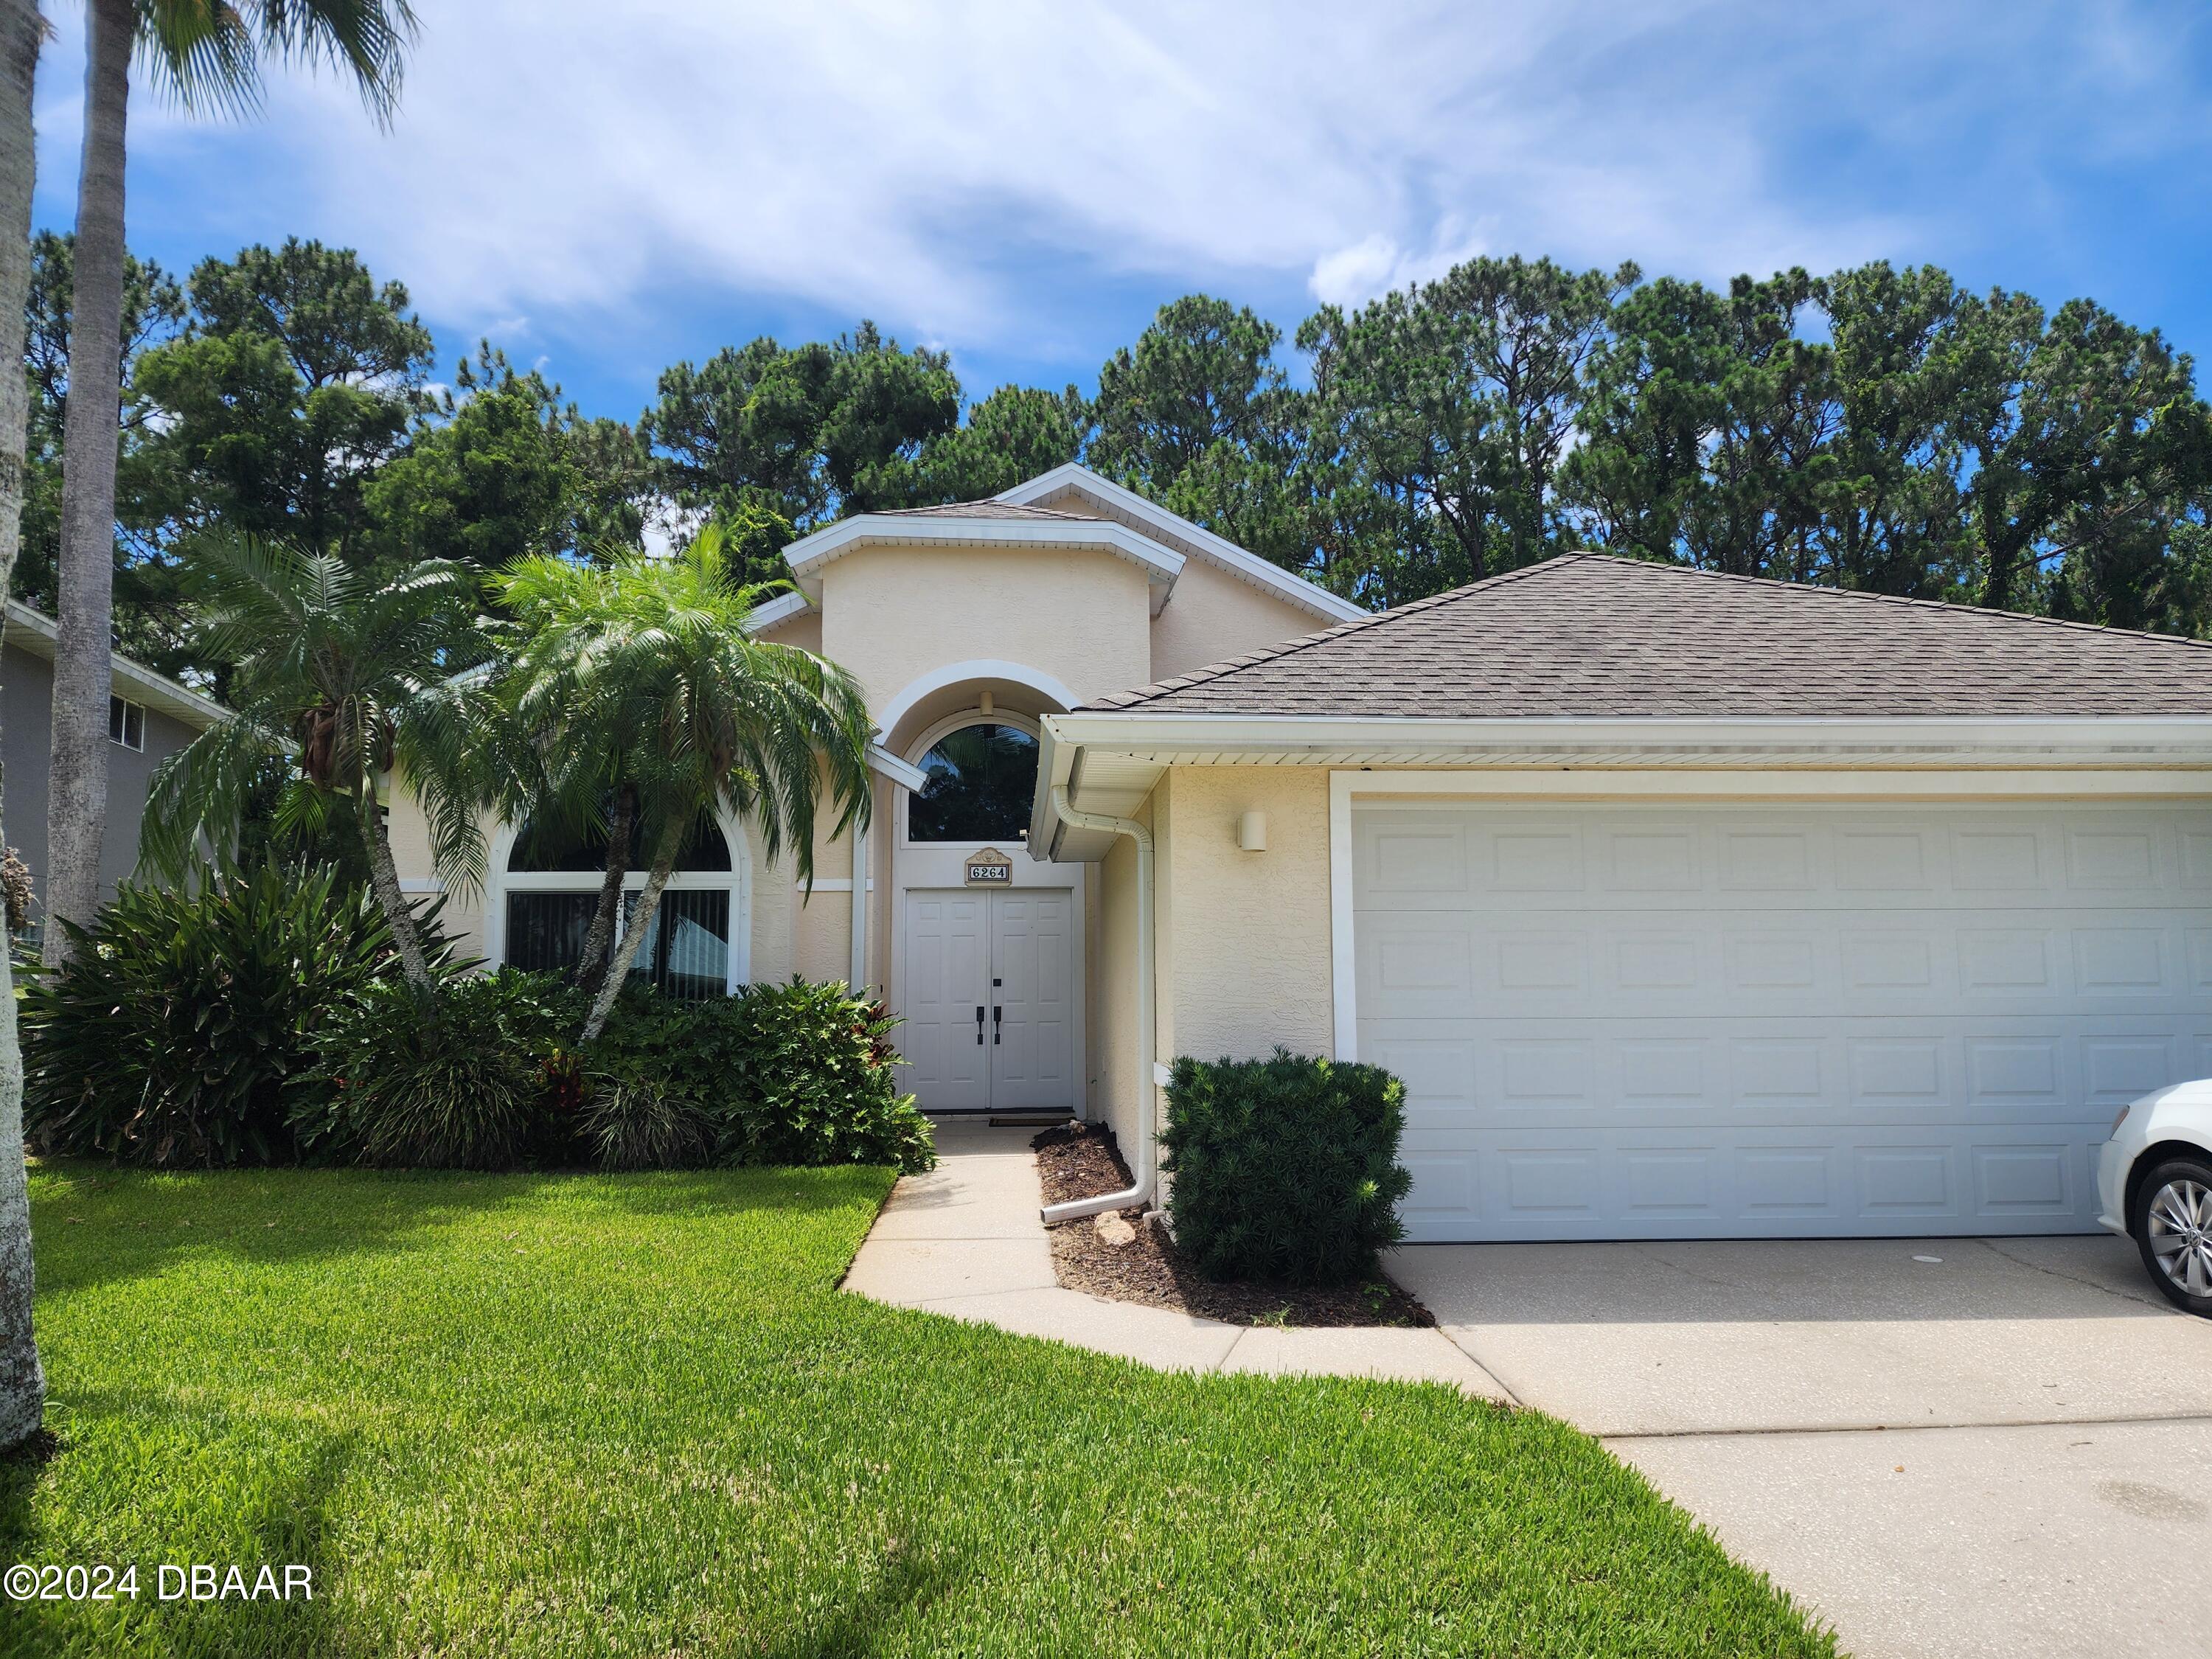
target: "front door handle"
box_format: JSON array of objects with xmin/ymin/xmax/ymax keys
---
[
  {"xmin": 992, "ymin": 1005, "xmax": 1002, "ymax": 1045},
  {"xmin": 974, "ymin": 1005, "xmax": 984, "ymax": 1046}
]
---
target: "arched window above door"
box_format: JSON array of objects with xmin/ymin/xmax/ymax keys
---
[{"xmin": 907, "ymin": 723, "xmax": 1039, "ymax": 844}]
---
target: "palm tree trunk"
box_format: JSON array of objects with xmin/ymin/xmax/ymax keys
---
[
  {"xmin": 0, "ymin": 0, "xmax": 43, "ymax": 1455},
  {"xmin": 42, "ymin": 0, "xmax": 131, "ymax": 966},
  {"xmin": 356, "ymin": 782, "xmax": 434, "ymax": 992},
  {"xmin": 580, "ymin": 815, "xmax": 683, "ymax": 1043},
  {"xmin": 573, "ymin": 784, "xmax": 634, "ymax": 995}
]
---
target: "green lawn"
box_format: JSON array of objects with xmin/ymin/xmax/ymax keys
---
[{"xmin": 2, "ymin": 1166, "xmax": 1834, "ymax": 1658}]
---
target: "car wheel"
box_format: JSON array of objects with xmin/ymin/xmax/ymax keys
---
[{"xmin": 2132, "ymin": 1157, "xmax": 2212, "ymax": 1316}]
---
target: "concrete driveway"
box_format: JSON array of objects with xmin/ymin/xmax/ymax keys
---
[{"xmin": 1390, "ymin": 1234, "xmax": 2212, "ymax": 1659}]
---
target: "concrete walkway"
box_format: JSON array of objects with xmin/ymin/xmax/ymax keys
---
[
  {"xmin": 842, "ymin": 1119, "xmax": 1511, "ymax": 1395},
  {"xmin": 848, "ymin": 1121, "xmax": 2212, "ymax": 1659}
]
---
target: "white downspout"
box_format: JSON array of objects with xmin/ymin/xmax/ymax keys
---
[
  {"xmin": 1040, "ymin": 784, "xmax": 1161, "ymax": 1225},
  {"xmin": 849, "ymin": 813, "xmax": 869, "ymax": 995}
]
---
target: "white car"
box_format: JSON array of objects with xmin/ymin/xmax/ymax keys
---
[{"xmin": 2099, "ymin": 1081, "xmax": 2212, "ymax": 1316}]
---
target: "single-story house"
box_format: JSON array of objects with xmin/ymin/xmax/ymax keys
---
[
  {"xmin": 0, "ymin": 600, "xmax": 229, "ymax": 915},
  {"xmin": 389, "ymin": 464, "xmax": 2212, "ymax": 1243}
]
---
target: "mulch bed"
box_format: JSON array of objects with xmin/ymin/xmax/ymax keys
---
[{"xmin": 1032, "ymin": 1122, "xmax": 1433, "ymax": 1328}]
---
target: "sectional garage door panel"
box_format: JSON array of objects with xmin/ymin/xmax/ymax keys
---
[{"xmin": 1352, "ymin": 801, "xmax": 2212, "ymax": 1242}]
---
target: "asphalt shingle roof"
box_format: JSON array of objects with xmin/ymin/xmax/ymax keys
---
[
  {"xmin": 875, "ymin": 499, "xmax": 1101, "ymax": 522},
  {"xmin": 1082, "ymin": 554, "xmax": 2212, "ymax": 719}
]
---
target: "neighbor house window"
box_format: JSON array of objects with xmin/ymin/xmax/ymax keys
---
[
  {"xmin": 908, "ymin": 723, "xmax": 1038, "ymax": 843},
  {"xmin": 501, "ymin": 809, "xmax": 737, "ymax": 1000},
  {"xmin": 108, "ymin": 695, "xmax": 145, "ymax": 751}
]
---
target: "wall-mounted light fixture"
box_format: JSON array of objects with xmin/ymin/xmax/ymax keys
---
[{"xmin": 1237, "ymin": 810, "xmax": 1267, "ymax": 852}]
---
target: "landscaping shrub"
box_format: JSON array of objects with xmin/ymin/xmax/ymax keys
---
[
  {"xmin": 307, "ymin": 970, "xmax": 582, "ymax": 1169},
  {"xmin": 588, "ymin": 978, "xmax": 935, "ymax": 1174},
  {"xmin": 1159, "ymin": 1048, "xmax": 1412, "ymax": 1287},
  {"xmin": 578, "ymin": 1081, "xmax": 714, "ymax": 1172},
  {"xmin": 22, "ymin": 863, "xmax": 417, "ymax": 1167}
]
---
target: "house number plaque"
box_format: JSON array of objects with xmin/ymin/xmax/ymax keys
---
[{"xmin": 964, "ymin": 848, "xmax": 1013, "ymax": 886}]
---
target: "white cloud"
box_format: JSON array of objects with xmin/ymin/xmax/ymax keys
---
[
  {"xmin": 60, "ymin": 0, "xmax": 2212, "ymax": 358},
  {"xmin": 1309, "ymin": 223, "xmax": 1492, "ymax": 309}
]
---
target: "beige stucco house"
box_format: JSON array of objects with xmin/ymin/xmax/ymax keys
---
[{"xmin": 391, "ymin": 463, "xmax": 2212, "ymax": 1245}]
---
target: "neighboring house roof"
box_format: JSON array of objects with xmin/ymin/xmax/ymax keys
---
[
  {"xmin": 2, "ymin": 602, "xmax": 229, "ymax": 731},
  {"xmin": 996, "ymin": 463, "xmax": 1367, "ymax": 625},
  {"xmin": 1079, "ymin": 553, "xmax": 2212, "ymax": 720}
]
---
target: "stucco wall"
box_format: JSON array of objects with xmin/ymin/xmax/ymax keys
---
[
  {"xmin": 1148, "ymin": 560, "xmax": 1330, "ymax": 685},
  {"xmin": 818, "ymin": 543, "xmax": 1152, "ymax": 712},
  {"xmin": 755, "ymin": 603, "xmax": 823, "ymax": 655},
  {"xmin": 1158, "ymin": 765, "xmax": 1335, "ymax": 1063},
  {"xmin": 382, "ymin": 782, "xmax": 490, "ymax": 961}
]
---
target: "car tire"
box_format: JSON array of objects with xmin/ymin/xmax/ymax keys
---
[{"xmin": 2131, "ymin": 1156, "xmax": 2212, "ymax": 1317}]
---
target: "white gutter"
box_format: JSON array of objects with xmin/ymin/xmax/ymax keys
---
[
  {"xmin": 848, "ymin": 813, "xmax": 869, "ymax": 994},
  {"xmin": 1042, "ymin": 709, "xmax": 2212, "ymax": 759},
  {"xmin": 1039, "ymin": 784, "xmax": 1162, "ymax": 1226}
]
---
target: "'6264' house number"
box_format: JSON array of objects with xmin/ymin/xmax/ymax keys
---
[{"xmin": 964, "ymin": 848, "xmax": 1013, "ymax": 886}]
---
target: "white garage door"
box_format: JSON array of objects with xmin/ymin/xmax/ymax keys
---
[{"xmin": 1353, "ymin": 799, "xmax": 2212, "ymax": 1242}]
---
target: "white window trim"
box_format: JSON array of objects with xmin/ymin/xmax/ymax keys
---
[
  {"xmin": 108, "ymin": 694, "xmax": 145, "ymax": 751},
  {"xmin": 900, "ymin": 708, "xmax": 1045, "ymax": 853},
  {"xmin": 483, "ymin": 807, "xmax": 753, "ymax": 992}
]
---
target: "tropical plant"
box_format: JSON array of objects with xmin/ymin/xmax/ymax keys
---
[
  {"xmin": 496, "ymin": 524, "xmax": 874, "ymax": 1040},
  {"xmin": 45, "ymin": 0, "xmax": 416, "ymax": 965},
  {"xmin": 140, "ymin": 540, "xmax": 490, "ymax": 992},
  {"xmin": 308, "ymin": 970, "xmax": 571, "ymax": 1170},
  {"xmin": 21, "ymin": 863, "xmax": 416, "ymax": 1167},
  {"xmin": 1160, "ymin": 1049, "xmax": 1412, "ymax": 1287},
  {"xmin": 0, "ymin": 0, "xmax": 44, "ymax": 1454},
  {"xmin": 577, "ymin": 1080, "xmax": 713, "ymax": 1173},
  {"xmin": 586, "ymin": 979, "xmax": 934, "ymax": 1175},
  {"xmin": 710, "ymin": 981, "xmax": 933, "ymax": 1174}
]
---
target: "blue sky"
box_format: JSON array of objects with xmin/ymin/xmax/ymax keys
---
[{"xmin": 32, "ymin": 1, "xmax": 2212, "ymax": 424}]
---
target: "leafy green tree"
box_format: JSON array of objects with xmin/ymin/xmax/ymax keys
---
[
  {"xmin": 563, "ymin": 414, "xmax": 656, "ymax": 554},
  {"xmin": 1813, "ymin": 262, "xmax": 1978, "ymax": 598},
  {"xmin": 1949, "ymin": 291, "xmax": 2211, "ymax": 615},
  {"xmin": 1301, "ymin": 257, "xmax": 1636, "ymax": 605},
  {"xmin": 133, "ymin": 239, "xmax": 435, "ymax": 565},
  {"xmin": 47, "ymin": 1, "xmax": 417, "ymax": 964},
  {"xmin": 644, "ymin": 322, "xmax": 959, "ymax": 580},
  {"xmin": 15, "ymin": 229, "xmax": 191, "ymax": 669},
  {"xmin": 497, "ymin": 524, "xmax": 873, "ymax": 1041},
  {"xmin": 367, "ymin": 344, "xmax": 578, "ymax": 571},
  {"xmin": 911, "ymin": 383, "xmax": 1088, "ymax": 501},
  {"xmin": 1088, "ymin": 294, "xmax": 1304, "ymax": 564},
  {"xmin": 142, "ymin": 543, "xmax": 487, "ymax": 993},
  {"xmin": 1562, "ymin": 270, "xmax": 1845, "ymax": 580}
]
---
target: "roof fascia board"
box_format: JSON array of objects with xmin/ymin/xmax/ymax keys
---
[
  {"xmin": 4, "ymin": 601, "xmax": 228, "ymax": 729},
  {"xmin": 781, "ymin": 514, "xmax": 1185, "ymax": 601},
  {"xmin": 742, "ymin": 591, "xmax": 815, "ymax": 634},
  {"xmin": 998, "ymin": 463, "xmax": 1367, "ymax": 623},
  {"xmin": 1041, "ymin": 710, "xmax": 2212, "ymax": 760}
]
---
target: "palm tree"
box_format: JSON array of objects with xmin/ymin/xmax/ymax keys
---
[
  {"xmin": 45, "ymin": 0, "xmax": 417, "ymax": 964},
  {"xmin": 497, "ymin": 526, "xmax": 874, "ymax": 1042},
  {"xmin": 459, "ymin": 570, "xmax": 636, "ymax": 998},
  {"xmin": 141, "ymin": 540, "xmax": 486, "ymax": 992},
  {"xmin": 0, "ymin": 0, "xmax": 46, "ymax": 1455}
]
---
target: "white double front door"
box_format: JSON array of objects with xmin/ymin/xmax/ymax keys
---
[{"xmin": 900, "ymin": 889, "xmax": 1077, "ymax": 1113}]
